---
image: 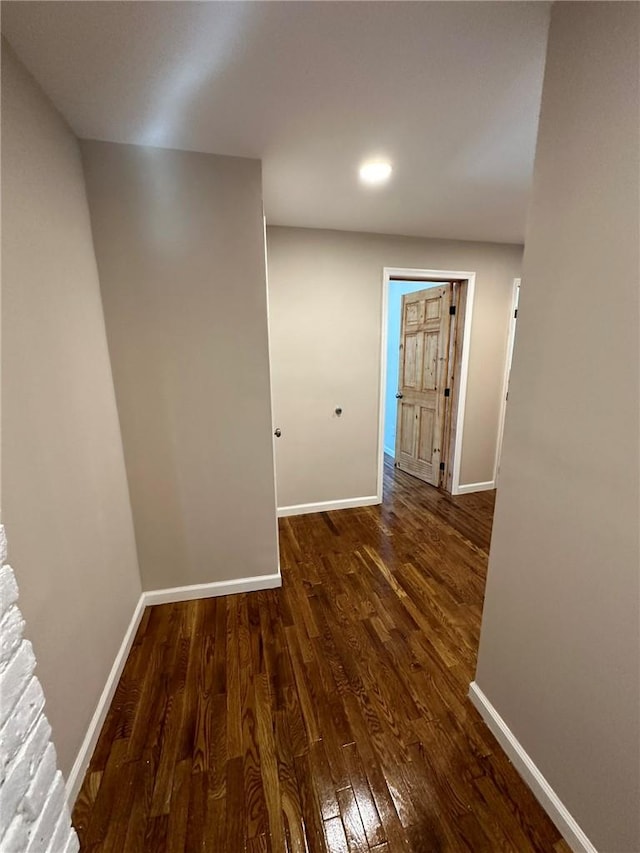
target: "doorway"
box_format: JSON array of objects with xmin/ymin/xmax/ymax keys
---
[
  {"xmin": 377, "ymin": 267, "xmax": 476, "ymax": 498},
  {"xmin": 384, "ymin": 281, "xmax": 443, "ymax": 483}
]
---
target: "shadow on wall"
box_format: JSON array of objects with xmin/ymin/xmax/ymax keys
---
[{"xmin": 384, "ymin": 280, "xmax": 441, "ymax": 456}]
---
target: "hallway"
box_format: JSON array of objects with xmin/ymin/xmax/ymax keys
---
[{"xmin": 72, "ymin": 459, "xmax": 568, "ymax": 851}]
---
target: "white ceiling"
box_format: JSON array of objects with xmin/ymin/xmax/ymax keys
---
[{"xmin": 2, "ymin": 1, "xmax": 550, "ymax": 244}]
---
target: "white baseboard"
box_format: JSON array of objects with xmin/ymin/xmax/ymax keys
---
[
  {"xmin": 277, "ymin": 495, "xmax": 380, "ymax": 517},
  {"xmin": 453, "ymin": 480, "xmax": 496, "ymax": 495},
  {"xmin": 142, "ymin": 571, "xmax": 282, "ymax": 606},
  {"xmin": 66, "ymin": 569, "xmax": 282, "ymax": 807},
  {"xmin": 65, "ymin": 594, "xmax": 146, "ymax": 806},
  {"xmin": 469, "ymin": 682, "xmax": 597, "ymax": 853}
]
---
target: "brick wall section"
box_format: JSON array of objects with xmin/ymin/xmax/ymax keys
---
[{"xmin": 0, "ymin": 526, "xmax": 79, "ymax": 851}]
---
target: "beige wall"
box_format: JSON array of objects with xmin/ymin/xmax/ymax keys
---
[
  {"xmin": 266, "ymin": 226, "xmax": 522, "ymax": 508},
  {"xmin": 1, "ymin": 44, "xmax": 142, "ymax": 778},
  {"xmin": 475, "ymin": 4, "xmax": 640, "ymax": 852},
  {"xmin": 81, "ymin": 141, "xmax": 279, "ymax": 591}
]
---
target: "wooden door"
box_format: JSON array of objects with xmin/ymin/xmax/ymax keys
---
[{"xmin": 394, "ymin": 284, "xmax": 452, "ymax": 486}]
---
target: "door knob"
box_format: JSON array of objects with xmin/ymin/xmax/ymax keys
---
[
  {"xmin": 274, "ymin": 428, "xmax": 282, "ymax": 438},
  {"xmin": 395, "ymin": 392, "xmax": 403, "ymax": 399}
]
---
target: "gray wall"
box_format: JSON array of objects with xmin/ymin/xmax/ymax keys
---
[
  {"xmin": 81, "ymin": 141, "xmax": 279, "ymax": 591},
  {"xmin": 267, "ymin": 226, "xmax": 522, "ymax": 508},
  {"xmin": 1, "ymin": 44, "xmax": 142, "ymax": 778},
  {"xmin": 474, "ymin": 4, "xmax": 640, "ymax": 851}
]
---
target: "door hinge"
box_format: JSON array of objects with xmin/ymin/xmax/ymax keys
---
[
  {"xmin": 514, "ymin": 308, "xmax": 518, "ymax": 319},
  {"xmin": 439, "ymin": 462, "xmax": 446, "ymax": 471},
  {"xmin": 444, "ymin": 388, "xmax": 451, "ymax": 397},
  {"xmin": 449, "ymin": 305, "xmax": 456, "ymax": 316}
]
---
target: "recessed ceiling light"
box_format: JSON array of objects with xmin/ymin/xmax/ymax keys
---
[{"xmin": 359, "ymin": 160, "xmax": 393, "ymax": 185}]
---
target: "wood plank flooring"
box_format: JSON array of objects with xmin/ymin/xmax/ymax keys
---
[{"xmin": 73, "ymin": 457, "xmax": 570, "ymax": 852}]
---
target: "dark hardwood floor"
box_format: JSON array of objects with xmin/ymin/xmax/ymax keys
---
[{"xmin": 73, "ymin": 457, "xmax": 570, "ymax": 852}]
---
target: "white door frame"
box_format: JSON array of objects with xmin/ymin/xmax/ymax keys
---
[
  {"xmin": 494, "ymin": 277, "xmax": 520, "ymax": 484},
  {"xmin": 377, "ymin": 267, "xmax": 476, "ymax": 500}
]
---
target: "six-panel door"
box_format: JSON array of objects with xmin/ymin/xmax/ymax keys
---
[{"xmin": 394, "ymin": 285, "xmax": 452, "ymax": 486}]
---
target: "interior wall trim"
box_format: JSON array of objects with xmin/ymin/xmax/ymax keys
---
[
  {"xmin": 277, "ymin": 495, "xmax": 380, "ymax": 517},
  {"xmin": 66, "ymin": 569, "xmax": 282, "ymax": 806},
  {"xmin": 469, "ymin": 681, "xmax": 597, "ymax": 853},
  {"xmin": 142, "ymin": 572, "xmax": 282, "ymax": 606},
  {"xmin": 65, "ymin": 595, "xmax": 146, "ymax": 806},
  {"xmin": 454, "ymin": 480, "xmax": 496, "ymax": 495}
]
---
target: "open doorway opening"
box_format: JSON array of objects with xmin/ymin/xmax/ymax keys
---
[
  {"xmin": 377, "ymin": 267, "xmax": 476, "ymax": 499},
  {"xmin": 383, "ymin": 279, "xmax": 442, "ymax": 459}
]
